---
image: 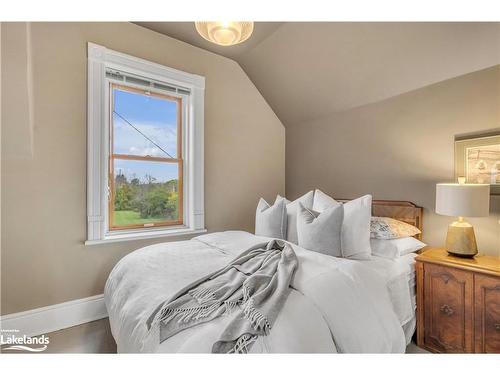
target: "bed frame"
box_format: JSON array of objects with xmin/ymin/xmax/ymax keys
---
[{"xmin": 337, "ymin": 199, "xmax": 424, "ymax": 240}]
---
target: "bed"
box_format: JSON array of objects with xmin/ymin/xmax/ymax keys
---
[{"xmin": 104, "ymin": 200, "xmax": 423, "ymax": 353}]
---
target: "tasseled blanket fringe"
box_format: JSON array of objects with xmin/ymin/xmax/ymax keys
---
[
  {"xmin": 189, "ymin": 286, "xmax": 218, "ymax": 305},
  {"xmin": 242, "ymin": 285, "xmax": 271, "ymax": 334},
  {"xmin": 228, "ymin": 334, "xmax": 258, "ymax": 354},
  {"xmin": 222, "ymin": 300, "xmax": 240, "ymax": 316},
  {"xmin": 151, "ymin": 284, "xmax": 271, "ymax": 336},
  {"xmin": 157, "ymin": 301, "xmax": 221, "ymax": 326}
]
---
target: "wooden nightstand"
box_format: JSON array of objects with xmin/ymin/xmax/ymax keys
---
[{"xmin": 416, "ymin": 248, "xmax": 500, "ymax": 353}]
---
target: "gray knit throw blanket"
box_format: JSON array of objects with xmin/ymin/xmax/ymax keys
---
[{"xmin": 146, "ymin": 240, "xmax": 298, "ymax": 353}]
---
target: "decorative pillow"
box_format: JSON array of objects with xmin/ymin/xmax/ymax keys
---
[
  {"xmin": 276, "ymin": 191, "xmax": 314, "ymax": 244},
  {"xmin": 341, "ymin": 195, "xmax": 373, "ymax": 260},
  {"xmin": 312, "ymin": 189, "xmax": 339, "ymax": 212},
  {"xmin": 370, "ymin": 217, "xmax": 421, "ymax": 239},
  {"xmin": 255, "ymin": 198, "xmax": 287, "ymax": 239},
  {"xmin": 312, "ymin": 190, "xmax": 372, "ymax": 260},
  {"xmin": 371, "ymin": 237, "xmax": 426, "ymax": 259},
  {"xmin": 296, "ymin": 202, "xmax": 343, "ymax": 257}
]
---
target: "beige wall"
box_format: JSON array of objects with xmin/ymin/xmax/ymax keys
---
[
  {"xmin": 1, "ymin": 22, "xmax": 285, "ymax": 315},
  {"xmin": 286, "ymin": 66, "xmax": 500, "ymax": 257}
]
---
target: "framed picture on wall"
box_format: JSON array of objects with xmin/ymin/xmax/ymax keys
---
[{"xmin": 455, "ymin": 133, "xmax": 500, "ymax": 195}]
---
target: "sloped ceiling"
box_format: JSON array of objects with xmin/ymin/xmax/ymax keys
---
[
  {"xmin": 138, "ymin": 22, "xmax": 500, "ymax": 127},
  {"xmin": 135, "ymin": 22, "xmax": 284, "ymax": 61}
]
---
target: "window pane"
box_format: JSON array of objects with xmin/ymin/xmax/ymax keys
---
[
  {"xmin": 113, "ymin": 87, "xmax": 179, "ymax": 158},
  {"xmin": 112, "ymin": 159, "xmax": 180, "ymax": 227}
]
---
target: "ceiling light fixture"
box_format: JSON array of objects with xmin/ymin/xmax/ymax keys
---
[{"xmin": 195, "ymin": 22, "xmax": 254, "ymax": 46}]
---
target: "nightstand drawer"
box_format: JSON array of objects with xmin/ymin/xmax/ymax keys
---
[
  {"xmin": 423, "ymin": 263, "xmax": 474, "ymax": 353},
  {"xmin": 474, "ymin": 274, "xmax": 500, "ymax": 353}
]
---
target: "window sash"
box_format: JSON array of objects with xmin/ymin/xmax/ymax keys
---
[{"xmin": 108, "ymin": 83, "xmax": 184, "ymax": 231}]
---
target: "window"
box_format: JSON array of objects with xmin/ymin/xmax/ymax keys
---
[
  {"xmin": 109, "ymin": 85, "xmax": 183, "ymax": 230},
  {"xmin": 86, "ymin": 43, "xmax": 205, "ymax": 244}
]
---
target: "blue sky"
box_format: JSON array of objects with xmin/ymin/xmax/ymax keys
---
[{"xmin": 113, "ymin": 88, "xmax": 179, "ymax": 183}]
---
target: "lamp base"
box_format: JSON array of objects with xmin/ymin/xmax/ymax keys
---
[{"xmin": 445, "ymin": 219, "xmax": 477, "ymax": 258}]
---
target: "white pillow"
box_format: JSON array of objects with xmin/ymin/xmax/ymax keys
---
[
  {"xmin": 255, "ymin": 198, "xmax": 287, "ymax": 239},
  {"xmin": 276, "ymin": 191, "xmax": 314, "ymax": 244},
  {"xmin": 341, "ymin": 195, "xmax": 373, "ymax": 260},
  {"xmin": 313, "ymin": 189, "xmax": 338, "ymax": 212},
  {"xmin": 296, "ymin": 202, "xmax": 343, "ymax": 257},
  {"xmin": 312, "ymin": 190, "xmax": 372, "ymax": 260},
  {"xmin": 371, "ymin": 237, "xmax": 426, "ymax": 259}
]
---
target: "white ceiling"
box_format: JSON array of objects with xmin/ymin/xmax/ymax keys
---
[{"xmin": 137, "ymin": 22, "xmax": 500, "ymax": 127}]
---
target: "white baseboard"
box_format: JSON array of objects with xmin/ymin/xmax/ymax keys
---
[{"xmin": 0, "ymin": 294, "xmax": 108, "ymax": 337}]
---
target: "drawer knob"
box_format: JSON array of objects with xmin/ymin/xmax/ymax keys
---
[
  {"xmin": 440, "ymin": 304, "xmax": 454, "ymax": 316},
  {"xmin": 495, "ymin": 323, "xmax": 500, "ymax": 331}
]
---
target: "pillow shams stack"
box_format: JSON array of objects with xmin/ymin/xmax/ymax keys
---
[
  {"xmin": 370, "ymin": 216, "xmax": 425, "ymax": 259},
  {"xmin": 255, "ymin": 190, "xmax": 373, "ymax": 259},
  {"xmin": 254, "ymin": 189, "xmax": 425, "ymax": 260}
]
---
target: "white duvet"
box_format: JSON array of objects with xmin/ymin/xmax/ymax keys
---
[{"xmin": 104, "ymin": 231, "xmax": 410, "ymax": 353}]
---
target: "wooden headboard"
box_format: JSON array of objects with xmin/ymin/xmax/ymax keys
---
[{"xmin": 337, "ymin": 199, "xmax": 424, "ymax": 240}]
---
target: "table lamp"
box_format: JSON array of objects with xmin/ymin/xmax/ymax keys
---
[{"xmin": 436, "ymin": 178, "xmax": 490, "ymax": 257}]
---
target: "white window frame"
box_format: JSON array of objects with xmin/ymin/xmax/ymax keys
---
[{"xmin": 86, "ymin": 43, "xmax": 205, "ymax": 245}]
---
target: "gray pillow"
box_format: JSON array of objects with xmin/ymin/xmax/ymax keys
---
[
  {"xmin": 296, "ymin": 202, "xmax": 344, "ymax": 257},
  {"xmin": 275, "ymin": 190, "xmax": 314, "ymax": 245},
  {"xmin": 255, "ymin": 198, "xmax": 287, "ymax": 239}
]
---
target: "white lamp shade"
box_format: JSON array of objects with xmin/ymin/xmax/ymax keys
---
[{"xmin": 436, "ymin": 183, "xmax": 490, "ymax": 217}]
